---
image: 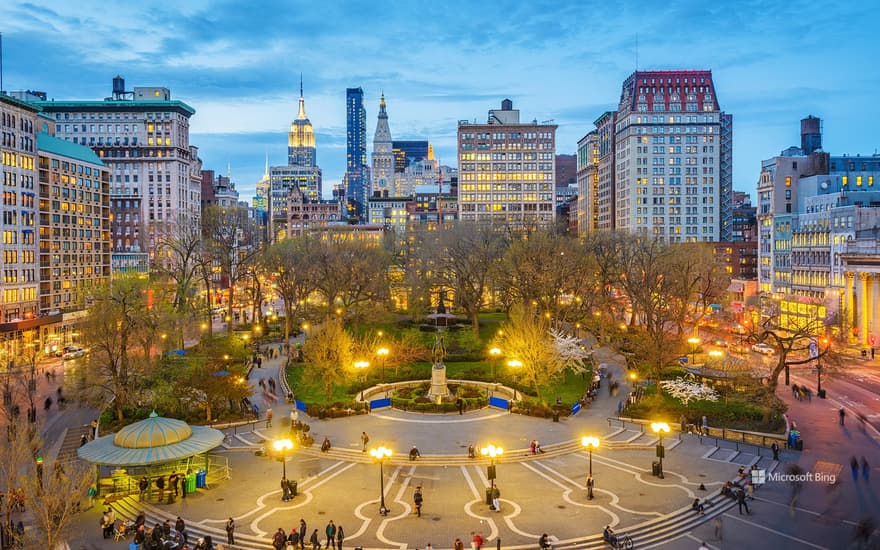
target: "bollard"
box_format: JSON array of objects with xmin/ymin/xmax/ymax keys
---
[{"xmin": 496, "ymin": 538, "xmax": 501, "ymax": 550}]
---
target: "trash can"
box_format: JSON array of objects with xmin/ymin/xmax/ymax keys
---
[
  {"xmin": 652, "ymin": 461, "xmax": 661, "ymax": 476},
  {"xmin": 186, "ymin": 474, "xmax": 196, "ymax": 494},
  {"xmin": 196, "ymin": 470, "xmax": 207, "ymax": 488},
  {"xmin": 818, "ymin": 389, "xmax": 827, "ymax": 399},
  {"xmin": 795, "ymin": 439, "xmax": 803, "ymax": 451},
  {"xmin": 290, "ymin": 480, "xmax": 298, "ymax": 497},
  {"xmin": 485, "ymin": 487, "xmax": 493, "ymax": 505}
]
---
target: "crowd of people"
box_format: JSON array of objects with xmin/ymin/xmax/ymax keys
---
[{"xmin": 271, "ymin": 519, "xmax": 345, "ymax": 550}]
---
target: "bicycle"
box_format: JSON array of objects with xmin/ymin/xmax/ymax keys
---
[{"xmin": 606, "ymin": 534, "xmax": 633, "ymax": 549}]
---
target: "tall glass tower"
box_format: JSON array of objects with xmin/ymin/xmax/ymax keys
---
[{"xmin": 345, "ymin": 87, "xmax": 368, "ymax": 221}]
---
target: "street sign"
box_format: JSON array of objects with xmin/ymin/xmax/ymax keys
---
[{"xmin": 809, "ymin": 339, "xmax": 818, "ymax": 359}]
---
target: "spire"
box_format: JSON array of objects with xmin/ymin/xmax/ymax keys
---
[
  {"xmin": 264, "ymin": 152, "xmax": 269, "ymax": 177},
  {"xmin": 226, "ymin": 160, "xmax": 231, "ymax": 179},
  {"xmin": 380, "ymin": 92, "xmax": 386, "ymax": 114},
  {"xmin": 297, "ymin": 76, "xmax": 307, "ymax": 120}
]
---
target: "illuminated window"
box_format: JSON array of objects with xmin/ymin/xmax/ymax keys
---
[
  {"xmin": 842, "ymin": 176, "xmax": 848, "ymax": 186},
  {"xmin": 857, "ymin": 176, "xmax": 863, "ymax": 186},
  {"xmin": 870, "ymin": 176, "xmax": 875, "ymax": 186},
  {"xmin": 785, "ymin": 176, "xmax": 791, "ymax": 187}
]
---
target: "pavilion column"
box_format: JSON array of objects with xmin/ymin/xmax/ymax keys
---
[
  {"xmin": 873, "ymin": 274, "xmax": 880, "ymax": 346},
  {"xmin": 860, "ymin": 273, "xmax": 870, "ymax": 347},
  {"xmin": 845, "ymin": 272, "xmax": 855, "ymax": 341}
]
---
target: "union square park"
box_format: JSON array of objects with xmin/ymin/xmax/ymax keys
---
[{"xmin": 0, "ymin": 232, "xmax": 876, "ymax": 550}]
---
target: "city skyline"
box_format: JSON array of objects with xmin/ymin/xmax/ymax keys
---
[{"xmin": 2, "ymin": 0, "xmax": 878, "ymax": 200}]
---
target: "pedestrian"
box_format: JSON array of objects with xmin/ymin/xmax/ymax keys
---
[
  {"xmin": 273, "ymin": 527, "xmax": 287, "ymax": 550},
  {"xmin": 618, "ymin": 400, "xmax": 623, "ymax": 417},
  {"xmin": 44, "ymin": 396, "xmax": 53, "ymax": 411},
  {"xmin": 457, "ymin": 397, "xmax": 464, "ymax": 415},
  {"xmin": 840, "ymin": 408, "xmax": 846, "ymax": 426},
  {"xmin": 90, "ymin": 419, "xmax": 98, "ymax": 439},
  {"xmin": 180, "ymin": 474, "xmax": 187, "ymax": 499},
  {"xmin": 491, "ymin": 483, "xmax": 501, "ymax": 512},
  {"xmin": 701, "ymin": 415, "xmax": 709, "ymax": 436},
  {"xmin": 80, "ymin": 434, "xmax": 88, "ymax": 447},
  {"xmin": 426, "ymin": 544, "xmax": 432, "ymax": 550},
  {"xmin": 771, "ymin": 441, "xmax": 780, "ymax": 461},
  {"xmin": 175, "ymin": 517, "xmax": 186, "ymax": 543},
  {"xmin": 413, "ymin": 486, "xmax": 423, "ymax": 517},
  {"xmin": 586, "ymin": 474, "xmax": 594, "ymax": 500},
  {"xmin": 851, "ymin": 456, "xmax": 860, "ymax": 481},
  {"xmin": 336, "ymin": 525, "xmax": 344, "ymax": 550},
  {"xmin": 746, "ymin": 480, "xmax": 755, "ymax": 500},
  {"xmin": 155, "ymin": 475, "xmax": 165, "ymax": 500},
  {"xmin": 169, "ymin": 472, "xmax": 179, "ymax": 497},
  {"xmin": 862, "ymin": 457, "xmax": 870, "ymax": 482},
  {"xmin": 792, "ymin": 383, "xmax": 799, "ymax": 399},
  {"xmin": 282, "ymin": 476, "xmax": 290, "ymax": 501},
  {"xmin": 361, "ymin": 431, "xmax": 369, "ymax": 452},
  {"xmin": 471, "ymin": 532, "xmax": 483, "ymax": 550},
  {"xmin": 736, "ymin": 488, "xmax": 750, "ymax": 514},
  {"xmin": 325, "ymin": 520, "xmax": 336, "ymax": 549},
  {"xmin": 269, "ymin": 378, "xmax": 276, "ymax": 393},
  {"xmin": 679, "ymin": 414, "xmax": 687, "ymax": 433},
  {"xmin": 291, "ymin": 409, "xmax": 299, "ymax": 428},
  {"xmin": 266, "ymin": 407, "xmax": 273, "ymax": 428},
  {"xmin": 139, "ymin": 476, "xmax": 149, "ymax": 501},
  {"xmin": 226, "ymin": 518, "xmax": 235, "ymax": 546},
  {"xmin": 299, "ymin": 519, "xmax": 307, "ymax": 550},
  {"xmin": 454, "ymin": 538, "xmax": 464, "ymax": 550},
  {"xmin": 713, "ymin": 516, "xmax": 723, "ymax": 541},
  {"xmin": 310, "ymin": 528, "xmax": 320, "ymax": 550}
]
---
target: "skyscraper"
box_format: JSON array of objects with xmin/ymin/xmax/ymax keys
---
[
  {"xmin": 345, "ymin": 87, "xmax": 368, "ymax": 221},
  {"xmin": 371, "ymin": 94, "xmax": 394, "ymax": 196},
  {"xmin": 457, "ymin": 99, "xmax": 557, "ymax": 228},
  {"xmin": 269, "ymin": 80, "xmax": 322, "ymax": 241}
]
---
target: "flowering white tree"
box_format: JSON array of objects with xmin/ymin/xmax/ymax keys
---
[
  {"xmin": 550, "ymin": 328, "xmax": 590, "ymax": 373},
  {"xmin": 659, "ymin": 377, "xmax": 719, "ymax": 405}
]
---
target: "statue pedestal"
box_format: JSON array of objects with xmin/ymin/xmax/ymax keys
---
[{"xmin": 427, "ymin": 363, "xmax": 450, "ymax": 401}]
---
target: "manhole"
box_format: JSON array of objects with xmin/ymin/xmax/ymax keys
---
[
  {"xmin": 557, "ymin": 505, "xmax": 566, "ymax": 509},
  {"xmin": 217, "ymin": 498, "xmax": 224, "ymax": 501}
]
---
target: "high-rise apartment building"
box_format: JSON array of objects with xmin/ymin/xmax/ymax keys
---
[
  {"xmin": 576, "ymin": 131, "xmax": 599, "ymax": 234},
  {"xmin": 371, "ymin": 95, "xmax": 394, "ymax": 196},
  {"xmin": 32, "ymin": 77, "xmax": 199, "ymax": 266},
  {"xmin": 594, "ymin": 111, "xmax": 616, "ymax": 230},
  {"xmin": 345, "ymin": 87, "xmax": 369, "ymax": 221},
  {"xmin": 1, "ymin": 94, "xmax": 40, "ymax": 330},
  {"xmin": 269, "ymin": 84, "xmax": 322, "ymax": 241},
  {"xmin": 611, "ymin": 70, "xmax": 732, "ymax": 242},
  {"xmin": 392, "ymin": 141, "xmax": 431, "ymax": 173},
  {"xmin": 36, "ymin": 132, "xmax": 111, "ymax": 319},
  {"xmin": 457, "ymin": 99, "xmax": 557, "ymax": 228}
]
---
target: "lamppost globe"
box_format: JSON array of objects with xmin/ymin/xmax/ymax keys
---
[
  {"xmin": 377, "ymin": 347, "xmax": 389, "ymax": 384},
  {"xmin": 272, "ymin": 438, "xmax": 294, "ymax": 479},
  {"xmin": 489, "ymin": 348, "xmax": 501, "ymax": 383},
  {"xmin": 507, "ymin": 360, "xmax": 522, "ymax": 399},
  {"xmin": 481, "ymin": 444, "xmax": 503, "ymax": 492}
]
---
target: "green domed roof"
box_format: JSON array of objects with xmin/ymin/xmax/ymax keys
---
[{"xmin": 113, "ymin": 411, "xmax": 193, "ymax": 449}]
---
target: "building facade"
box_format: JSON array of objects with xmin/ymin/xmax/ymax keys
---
[
  {"xmin": 367, "ymin": 194, "xmax": 409, "ymax": 234},
  {"xmin": 457, "ymin": 99, "xmax": 557, "ymax": 228},
  {"xmin": 371, "ymin": 95, "xmax": 394, "ymax": 197},
  {"xmin": 284, "ymin": 185, "xmax": 343, "ymax": 238},
  {"xmin": 612, "ymin": 70, "xmax": 732, "ymax": 242},
  {"xmin": 393, "ymin": 141, "xmax": 431, "ymax": 174},
  {"xmin": 576, "ymin": 131, "xmax": 599, "ymax": 234},
  {"xmin": 33, "ymin": 77, "xmax": 199, "ymax": 265},
  {"xmin": 595, "ymin": 111, "xmax": 616, "ymax": 230},
  {"xmin": 345, "ymin": 87, "xmax": 369, "ymax": 221}
]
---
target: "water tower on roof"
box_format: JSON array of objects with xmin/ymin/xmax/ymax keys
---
[{"xmin": 111, "ymin": 75, "xmax": 134, "ymax": 100}]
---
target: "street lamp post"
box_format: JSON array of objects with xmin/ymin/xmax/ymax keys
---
[
  {"xmin": 481, "ymin": 444, "xmax": 503, "ymax": 501},
  {"xmin": 582, "ymin": 436, "xmax": 599, "ymax": 499},
  {"xmin": 489, "ymin": 348, "xmax": 501, "ymax": 383},
  {"xmin": 687, "ymin": 337, "xmax": 700, "ymax": 365},
  {"xmin": 818, "ymin": 336, "xmax": 829, "ymax": 396},
  {"xmin": 651, "ymin": 422, "xmax": 670, "ymax": 479},
  {"xmin": 377, "ymin": 348, "xmax": 389, "ymax": 384},
  {"xmin": 272, "ymin": 438, "xmax": 294, "ymax": 481},
  {"xmin": 354, "ymin": 361, "xmax": 369, "ymax": 400},
  {"xmin": 369, "ymin": 446, "xmax": 393, "ymax": 515}
]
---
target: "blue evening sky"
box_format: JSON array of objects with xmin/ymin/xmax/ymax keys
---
[{"xmin": 2, "ymin": 0, "xmax": 878, "ymax": 201}]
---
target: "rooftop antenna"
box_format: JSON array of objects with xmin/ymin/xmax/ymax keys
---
[
  {"xmin": 300, "ymin": 73, "xmax": 303, "ymax": 97},
  {"xmin": 264, "ymin": 152, "xmax": 269, "ymax": 177},
  {"xmin": 226, "ymin": 160, "xmax": 231, "ymax": 180},
  {"xmin": 0, "ymin": 32, "xmax": 4, "ymax": 94}
]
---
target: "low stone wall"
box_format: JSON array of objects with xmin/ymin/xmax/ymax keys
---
[{"xmin": 357, "ymin": 379, "xmax": 520, "ymax": 403}]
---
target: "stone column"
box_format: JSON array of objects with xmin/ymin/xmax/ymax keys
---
[
  {"xmin": 860, "ymin": 273, "xmax": 871, "ymax": 347},
  {"xmin": 845, "ymin": 272, "xmax": 855, "ymax": 341}
]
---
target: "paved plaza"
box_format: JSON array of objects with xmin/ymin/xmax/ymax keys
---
[{"xmin": 55, "ymin": 337, "xmax": 877, "ymax": 550}]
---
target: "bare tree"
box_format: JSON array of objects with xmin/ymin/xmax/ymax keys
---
[
  {"xmin": 311, "ymin": 239, "xmax": 390, "ymax": 329},
  {"xmin": 154, "ymin": 215, "xmax": 204, "ymax": 313},
  {"xmin": 752, "ymin": 311, "xmax": 834, "ymax": 393},
  {"xmin": 438, "ymin": 223, "xmax": 507, "ymax": 334},
  {"xmin": 263, "ymin": 237, "xmax": 319, "ymax": 345},
  {"xmin": 202, "ymin": 206, "xmax": 262, "ymax": 335},
  {"xmin": 24, "ymin": 454, "xmax": 93, "ymax": 550}
]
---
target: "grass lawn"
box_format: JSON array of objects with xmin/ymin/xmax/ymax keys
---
[
  {"xmin": 626, "ymin": 384, "xmax": 786, "ymax": 433},
  {"xmin": 287, "ymin": 359, "xmax": 591, "ymax": 406}
]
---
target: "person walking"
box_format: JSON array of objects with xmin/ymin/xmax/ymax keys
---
[
  {"xmin": 862, "ymin": 457, "xmax": 870, "ymax": 482},
  {"xmin": 225, "ymin": 518, "xmax": 235, "ymax": 547},
  {"xmin": 713, "ymin": 516, "xmax": 723, "ymax": 541},
  {"xmin": 169, "ymin": 472, "xmax": 179, "ymax": 498},
  {"xmin": 299, "ymin": 519, "xmax": 307, "ymax": 550},
  {"xmin": 273, "ymin": 527, "xmax": 287, "ymax": 550},
  {"xmin": 310, "ymin": 528, "xmax": 320, "ymax": 550},
  {"xmin": 491, "ymin": 484, "xmax": 501, "ymax": 512},
  {"xmin": 586, "ymin": 474, "xmax": 594, "ymax": 500},
  {"xmin": 336, "ymin": 525, "xmax": 344, "ymax": 550},
  {"xmin": 454, "ymin": 538, "xmax": 464, "ymax": 550},
  {"xmin": 266, "ymin": 407, "xmax": 273, "ymax": 428},
  {"xmin": 361, "ymin": 432, "xmax": 369, "ymax": 452},
  {"xmin": 771, "ymin": 441, "xmax": 780, "ymax": 461},
  {"xmin": 282, "ymin": 476, "xmax": 291, "ymax": 501},
  {"xmin": 840, "ymin": 408, "xmax": 846, "ymax": 426},
  {"xmin": 325, "ymin": 520, "xmax": 337, "ymax": 549},
  {"xmin": 736, "ymin": 488, "xmax": 751, "ymax": 515},
  {"xmin": 457, "ymin": 397, "xmax": 464, "ymax": 415},
  {"xmin": 851, "ymin": 456, "xmax": 860, "ymax": 482},
  {"xmin": 413, "ymin": 486, "xmax": 423, "ymax": 517},
  {"xmin": 471, "ymin": 532, "xmax": 483, "ymax": 550},
  {"xmin": 138, "ymin": 476, "xmax": 149, "ymax": 501},
  {"xmin": 155, "ymin": 475, "xmax": 166, "ymax": 501},
  {"xmin": 701, "ymin": 415, "xmax": 709, "ymax": 436}
]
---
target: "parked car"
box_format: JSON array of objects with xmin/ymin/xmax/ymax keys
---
[
  {"xmin": 713, "ymin": 339, "xmax": 729, "ymax": 348},
  {"xmin": 751, "ymin": 343, "xmax": 774, "ymax": 356},
  {"xmin": 62, "ymin": 347, "xmax": 86, "ymax": 360}
]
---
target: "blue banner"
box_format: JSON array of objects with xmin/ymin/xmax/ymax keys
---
[
  {"xmin": 370, "ymin": 397, "xmax": 391, "ymax": 410},
  {"xmin": 571, "ymin": 402, "xmax": 582, "ymax": 415},
  {"xmin": 295, "ymin": 400, "xmax": 307, "ymax": 412},
  {"xmin": 489, "ymin": 396, "xmax": 508, "ymax": 410}
]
